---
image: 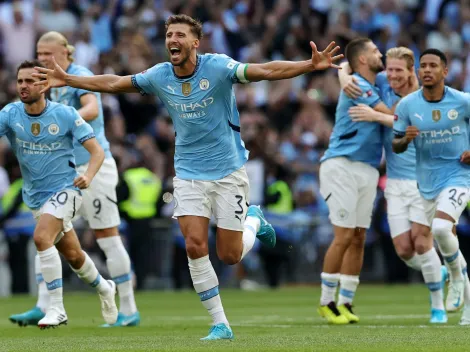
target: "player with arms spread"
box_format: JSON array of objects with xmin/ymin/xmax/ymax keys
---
[
  {"xmin": 318, "ymin": 38, "xmax": 393, "ymax": 324},
  {"xmin": 337, "ymin": 47, "xmax": 450, "ymax": 322},
  {"xmin": 32, "ymin": 14, "xmax": 343, "ymax": 339},
  {"xmin": 393, "ymin": 49, "xmax": 470, "ymax": 324},
  {"xmin": 5, "ymin": 60, "xmax": 118, "ymax": 328},
  {"xmin": 9, "ymin": 31, "xmax": 140, "ymax": 328}
]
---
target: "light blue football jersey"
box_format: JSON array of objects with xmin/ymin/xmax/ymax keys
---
[
  {"xmin": 394, "ymin": 87, "xmax": 470, "ymax": 200},
  {"xmin": 0, "ymin": 101, "xmax": 95, "ymax": 209},
  {"xmin": 50, "ymin": 63, "xmax": 111, "ymax": 166},
  {"xmin": 131, "ymin": 54, "xmax": 249, "ymax": 180},
  {"xmin": 375, "ymin": 72, "xmax": 416, "ymax": 180},
  {"xmin": 321, "ymin": 73, "xmax": 383, "ymax": 168}
]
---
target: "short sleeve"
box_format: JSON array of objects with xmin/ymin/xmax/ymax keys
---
[
  {"xmin": 352, "ymin": 79, "xmax": 381, "ymax": 107},
  {"xmin": 0, "ymin": 109, "xmax": 10, "ymax": 137},
  {"xmin": 131, "ymin": 64, "xmax": 163, "ymax": 96},
  {"xmin": 69, "ymin": 108, "xmax": 95, "ymax": 144},
  {"xmin": 393, "ymin": 99, "xmax": 410, "ymax": 137},
  {"xmin": 213, "ymin": 54, "xmax": 249, "ymax": 84}
]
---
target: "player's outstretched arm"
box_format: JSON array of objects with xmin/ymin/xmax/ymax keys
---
[
  {"xmin": 392, "ymin": 126, "xmax": 419, "ymax": 154},
  {"xmin": 74, "ymin": 138, "xmax": 104, "ymax": 189},
  {"xmin": 245, "ymin": 41, "xmax": 343, "ymax": 82},
  {"xmin": 33, "ymin": 56, "xmax": 138, "ymax": 94}
]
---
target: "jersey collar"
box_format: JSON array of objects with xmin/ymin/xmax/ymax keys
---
[
  {"xmin": 420, "ymin": 86, "xmax": 447, "ymax": 103},
  {"xmin": 23, "ymin": 99, "xmax": 50, "ymax": 118},
  {"xmin": 172, "ymin": 55, "xmax": 201, "ymax": 80}
]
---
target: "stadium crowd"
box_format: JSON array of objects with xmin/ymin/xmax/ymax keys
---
[{"xmin": 2, "ymin": 0, "xmax": 470, "ymax": 293}]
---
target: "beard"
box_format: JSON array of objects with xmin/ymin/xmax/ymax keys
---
[
  {"xmin": 19, "ymin": 93, "xmax": 41, "ymax": 104},
  {"xmin": 370, "ymin": 60, "xmax": 384, "ymax": 73},
  {"xmin": 170, "ymin": 46, "xmax": 191, "ymax": 67}
]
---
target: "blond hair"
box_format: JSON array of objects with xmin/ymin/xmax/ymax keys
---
[
  {"xmin": 386, "ymin": 47, "xmax": 415, "ymax": 70},
  {"xmin": 38, "ymin": 31, "xmax": 75, "ymax": 62}
]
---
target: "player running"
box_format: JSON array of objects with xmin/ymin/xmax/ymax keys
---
[
  {"xmin": 9, "ymin": 32, "xmax": 140, "ymax": 328},
  {"xmin": 318, "ymin": 38, "xmax": 394, "ymax": 324},
  {"xmin": 6, "ymin": 60, "xmax": 117, "ymax": 328},
  {"xmin": 337, "ymin": 47, "xmax": 450, "ymax": 322},
  {"xmin": 393, "ymin": 48, "xmax": 470, "ymax": 324},
  {"xmin": 32, "ymin": 14, "xmax": 343, "ymax": 339}
]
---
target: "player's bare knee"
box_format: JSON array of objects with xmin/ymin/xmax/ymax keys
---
[
  {"xmin": 185, "ymin": 235, "xmax": 208, "ymax": 259},
  {"xmin": 218, "ymin": 251, "xmax": 240, "ymax": 266},
  {"xmin": 349, "ymin": 231, "xmax": 366, "ymax": 248},
  {"xmin": 95, "ymin": 227, "xmax": 118, "ymax": 239},
  {"xmin": 63, "ymin": 248, "xmax": 85, "ymax": 269},
  {"xmin": 395, "ymin": 244, "xmax": 414, "ymax": 260},
  {"xmin": 33, "ymin": 229, "xmax": 53, "ymax": 250},
  {"xmin": 332, "ymin": 228, "xmax": 355, "ymax": 247}
]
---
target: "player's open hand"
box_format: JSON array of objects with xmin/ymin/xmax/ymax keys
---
[
  {"xmin": 460, "ymin": 151, "xmax": 470, "ymax": 164},
  {"xmin": 343, "ymin": 76, "xmax": 362, "ymax": 99},
  {"xmin": 405, "ymin": 126, "xmax": 419, "ymax": 142},
  {"xmin": 349, "ymin": 104, "xmax": 375, "ymax": 122},
  {"xmin": 32, "ymin": 56, "xmax": 67, "ymax": 94},
  {"xmin": 310, "ymin": 41, "xmax": 343, "ymax": 71},
  {"xmin": 73, "ymin": 175, "xmax": 91, "ymax": 189}
]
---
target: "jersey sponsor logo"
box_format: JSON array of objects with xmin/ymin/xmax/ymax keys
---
[
  {"xmin": 15, "ymin": 123, "xmax": 24, "ymax": 131},
  {"xmin": 414, "ymin": 113, "xmax": 423, "ymax": 121},
  {"xmin": 182, "ymin": 82, "xmax": 191, "ymax": 96},
  {"xmin": 31, "ymin": 122, "xmax": 40, "ymax": 136},
  {"xmin": 420, "ymin": 126, "xmax": 460, "ymax": 144},
  {"xmin": 167, "ymin": 85, "xmax": 176, "ymax": 94},
  {"xmin": 48, "ymin": 124, "xmax": 59, "ymax": 135},
  {"xmin": 447, "ymin": 109, "xmax": 458, "ymax": 120},
  {"xmin": 16, "ymin": 137, "xmax": 62, "ymax": 154},
  {"xmin": 432, "ymin": 110, "xmax": 441, "ymax": 122},
  {"xmin": 199, "ymin": 79, "xmax": 209, "ymax": 90},
  {"xmin": 75, "ymin": 118, "xmax": 84, "ymax": 127},
  {"xmin": 167, "ymin": 97, "xmax": 215, "ymax": 118}
]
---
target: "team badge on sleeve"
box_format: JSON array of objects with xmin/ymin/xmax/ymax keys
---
[
  {"xmin": 394, "ymin": 115, "xmax": 398, "ymax": 121},
  {"xmin": 75, "ymin": 118, "xmax": 85, "ymax": 127}
]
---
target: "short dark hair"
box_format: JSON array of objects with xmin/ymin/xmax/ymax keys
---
[
  {"xmin": 345, "ymin": 37, "xmax": 372, "ymax": 71},
  {"xmin": 165, "ymin": 14, "xmax": 203, "ymax": 40},
  {"xmin": 16, "ymin": 60, "xmax": 43, "ymax": 76},
  {"xmin": 420, "ymin": 48, "xmax": 447, "ymax": 66}
]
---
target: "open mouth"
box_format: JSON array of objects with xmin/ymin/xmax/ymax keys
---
[
  {"xmin": 169, "ymin": 47, "xmax": 181, "ymax": 59},
  {"xmin": 20, "ymin": 91, "xmax": 29, "ymax": 98},
  {"xmin": 423, "ymin": 76, "xmax": 432, "ymax": 82}
]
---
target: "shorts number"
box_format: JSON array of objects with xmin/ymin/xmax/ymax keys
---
[
  {"xmin": 93, "ymin": 199, "xmax": 102, "ymax": 215},
  {"xmin": 49, "ymin": 192, "xmax": 68, "ymax": 208},
  {"xmin": 449, "ymin": 188, "xmax": 465, "ymax": 207},
  {"xmin": 234, "ymin": 195, "xmax": 244, "ymax": 222}
]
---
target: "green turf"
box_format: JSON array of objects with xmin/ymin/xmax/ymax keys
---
[{"xmin": 1, "ymin": 285, "xmax": 470, "ymax": 351}]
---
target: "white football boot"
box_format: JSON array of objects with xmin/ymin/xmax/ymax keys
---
[
  {"xmin": 99, "ymin": 280, "xmax": 118, "ymax": 325},
  {"xmin": 446, "ymin": 280, "xmax": 465, "ymax": 312},
  {"xmin": 38, "ymin": 306, "xmax": 68, "ymax": 329}
]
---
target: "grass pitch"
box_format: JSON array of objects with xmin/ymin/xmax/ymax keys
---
[{"xmin": 1, "ymin": 285, "xmax": 470, "ymax": 351}]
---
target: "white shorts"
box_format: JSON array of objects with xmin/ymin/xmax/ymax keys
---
[
  {"xmin": 173, "ymin": 166, "xmax": 250, "ymax": 231},
  {"xmin": 32, "ymin": 189, "xmax": 83, "ymax": 244},
  {"xmin": 384, "ymin": 179, "xmax": 429, "ymax": 238},
  {"xmin": 319, "ymin": 157, "xmax": 379, "ymax": 229},
  {"xmin": 76, "ymin": 158, "xmax": 121, "ymax": 230},
  {"xmin": 422, "ymin": 187, "xmax": 470, "ymax": 225}
]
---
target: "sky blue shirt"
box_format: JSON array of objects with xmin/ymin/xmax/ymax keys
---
[
  {"xmin": 321, "ymin": 73, "xmax": 383, "ymax": 168},
  {"xmin": 375, "ymin": 72, "xmax": 416, "ymax": 180},
  {"xmin": 131, "ymin": 54, "xmax": 249, "ymax": 180},
  {"xmin": 0, "ymin": 101, "xmax": 94, "ymax": 209},
  {"xmin": 50, "ymin": 63, "xmax": 111, "ymax": 166},
  {"xmin": 394, "ymin": 87, "xmax": 470, "ymax": 200}
]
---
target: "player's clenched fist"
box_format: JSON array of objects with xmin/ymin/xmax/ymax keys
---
[
  {"xmin": 460, "ymin": 151, "xmax": 470, "ymax": 164},
  {"xmin": 74, "ymin": 175, "xmax": 91, "ymax": 189},
  {"xmin": 405, "ymin": 126, "xmax": 419, "ymax": 142}
]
